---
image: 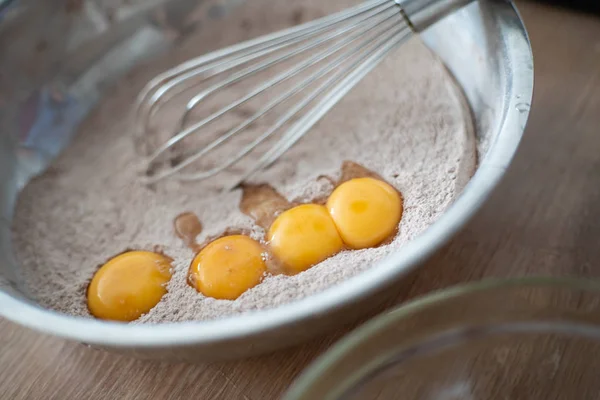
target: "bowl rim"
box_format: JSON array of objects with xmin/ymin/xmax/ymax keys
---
[
  {"xmin": 0, "ymin": 0, "xmax": 533, "ymax": 348},
  {"xmin": 283, "ymin": 276, "xmax": 600, "ymax": 400}
]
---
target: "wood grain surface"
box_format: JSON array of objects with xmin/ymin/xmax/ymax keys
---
[{"xmin": 2, "ymin": 2, "xmax": 600, "ymax": 399}]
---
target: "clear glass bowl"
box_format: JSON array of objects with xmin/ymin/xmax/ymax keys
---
[{"xmin": 284, "ymin": 277, "xmax": 600, "ymax": 399}]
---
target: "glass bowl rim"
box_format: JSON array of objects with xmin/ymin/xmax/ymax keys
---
[{"xmin": 284, "ymin": 276, "xmax": 600, "ymax": 400}]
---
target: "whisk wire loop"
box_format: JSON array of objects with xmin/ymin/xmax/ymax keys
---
[{"xmin": 135, "ymin": 0, "xmax": 474, "ymax": 185}]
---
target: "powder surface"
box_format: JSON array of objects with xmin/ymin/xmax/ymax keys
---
[{"xmin": 12, "ymin": 0, "xmax": 477, "ymax": 323}]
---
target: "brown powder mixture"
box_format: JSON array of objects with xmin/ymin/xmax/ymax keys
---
[{"xmin": 12, "ymin": 0, "xmax": 477, "ymax": 323}]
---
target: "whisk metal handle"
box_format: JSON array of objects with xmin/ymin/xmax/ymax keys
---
[{"xmin": 397, "ymin": 0, "xmax": 475, "ymax": 32}]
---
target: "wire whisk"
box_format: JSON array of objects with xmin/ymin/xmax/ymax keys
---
[{"xmin": 134, "ymin": 0, "xmax": 474, "ymax": 186}]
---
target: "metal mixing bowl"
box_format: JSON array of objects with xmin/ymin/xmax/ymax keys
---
[{"xmin": 0, "ymin": 0, "xmax": 532, "ymax": 360}]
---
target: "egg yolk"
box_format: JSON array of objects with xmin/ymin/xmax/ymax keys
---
[
  {"xmin": 190, "ymin": 235, "xmax": 267, "ymax": 300},
  {"xmin": 327, "ymin": 177, "xmax": 402, "ymax": 249},
  {"xmin": 268, "ymin": 204, "xmax": 344, "ymax": 274},
  {"xmin": 87, "ymin": 251, "xmax": 172, "ymax": 322}
]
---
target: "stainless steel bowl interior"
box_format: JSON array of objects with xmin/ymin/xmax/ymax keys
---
[
  {"xmin": 283, "ymin": 277, "xmax": 600, "ymax": 400},
  {"xmin": 0, "ymin": 0, "xmax": 532, "ymax": 360}
]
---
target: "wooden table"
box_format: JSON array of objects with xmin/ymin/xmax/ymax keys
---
[{"xmin": 2, "ymin": 2, "xmax": 600, "ymax": 399}]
